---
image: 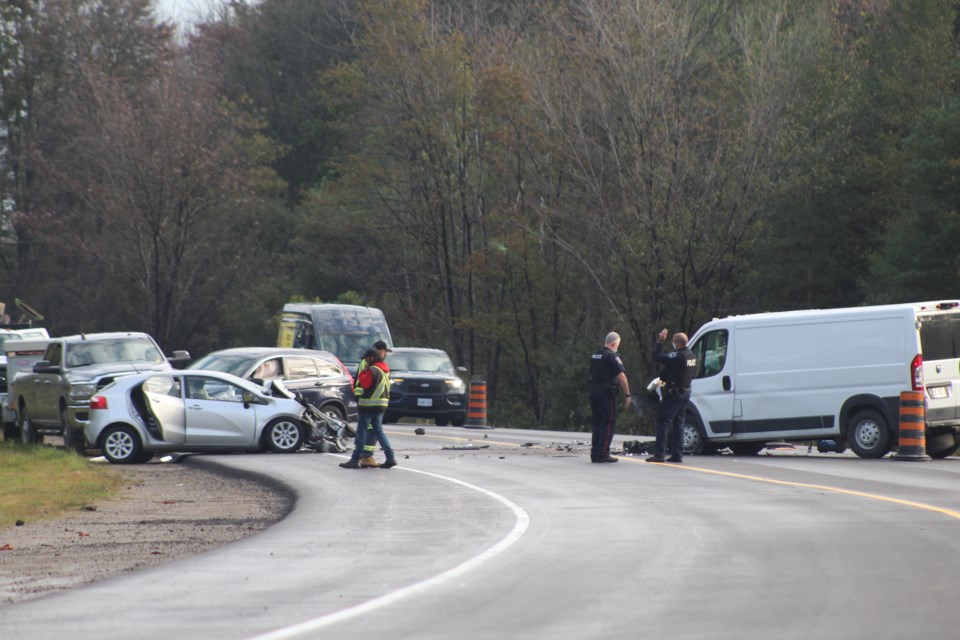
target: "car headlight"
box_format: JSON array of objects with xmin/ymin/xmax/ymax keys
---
[
  {"xmin": 445, "ymin": 378, "xmax": 466, "ymax": 393},
  {"xmin": 68, "ymin": 384, "xmax": 98, "ymax": 402},
  {"xmin": 391, "ymin": 377, "xmax": 404, "ymax": 385}
]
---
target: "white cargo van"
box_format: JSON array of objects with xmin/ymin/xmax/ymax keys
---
[{"xmin": 684, "ymin": 301, "xmax": 960, "ymax": 459}]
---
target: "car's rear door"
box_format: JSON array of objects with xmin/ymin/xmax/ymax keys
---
[
  {"xmin": 142, "ymin": 375, "xmax": 186, "ymax": 444},
  {"xmin": 182, "ymin": 375, "xmax": 257, "ymax": 446}
]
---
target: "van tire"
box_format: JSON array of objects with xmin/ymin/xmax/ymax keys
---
[
  {"xmin": 847, "ymin": 410, "xmax": 891, "ymax": 458},
  {"xmin": 729, "ymin": 442, "xmax": 765, "ymax": 456},
  {"xmin": 926, "ymin": 432, "xmax": 960, "ymax": 459},
  {"xmin": 682, "ymin": 412, "xmax": 716, "ymax": 456}
]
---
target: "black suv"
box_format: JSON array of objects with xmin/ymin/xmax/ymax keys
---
[{"xmin": 384, "ymin": 347, "xmax": 467, "ymax": 425}]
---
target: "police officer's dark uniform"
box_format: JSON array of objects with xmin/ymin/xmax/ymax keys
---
[
  {"xmin": 647, "ymin": 333, "xmax": 697, "ymax": 463},
  {"xmin": 589, "ymin": 343, "xmax": 627, "ymax": 463}
]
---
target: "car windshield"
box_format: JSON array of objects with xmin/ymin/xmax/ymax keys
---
[
  {"xmin": 387, "ymin": 352, "xmax": 456, "ymax": 375},
  {"xmin": 65, "ymin": 337, "xmax": 164, "ymax": 366},
  {"xmin": 188, "ymin": 353, "xmax": 257, "ymax": 377}
]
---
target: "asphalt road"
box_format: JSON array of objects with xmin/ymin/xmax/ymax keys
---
[{"xmin": 3, "ymin": 425, "xmax": 960, "ymax": 640}]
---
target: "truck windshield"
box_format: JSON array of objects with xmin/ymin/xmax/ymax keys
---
[{"xmin": 65, "ymin": 338, "xmax": 164, "ymax": 367}]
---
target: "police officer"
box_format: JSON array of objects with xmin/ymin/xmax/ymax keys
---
[
  {"xmin": 589, "ymin": 332, "xmax": 632, "ymax": 463},
  {"xmin": 646, "ymin": 328, "xmax": 697, "ymax": 463}
]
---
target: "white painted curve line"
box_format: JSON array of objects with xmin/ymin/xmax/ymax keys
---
[{"xmin": 245, "ymin": 466, "xmax": 531, "ymax": 640}]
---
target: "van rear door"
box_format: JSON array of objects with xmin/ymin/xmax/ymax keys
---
[{"xmin": 918, "ymin": 312, "xmax": 960, "ymax": 421}]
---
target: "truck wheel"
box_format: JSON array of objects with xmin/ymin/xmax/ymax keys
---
[
  {"xmin": 19, "ymin": 408, "xmax": 43, "ymax": 445},
  {"xmin": 848, "ymin": 410, "xmax": 891, "ymax": 458},
  {"xmin": 262, "ymin": 418, "xmax": 304, "ymax": 453},
  {"xmin": 3, "ymin": 423, "xmax": 21, "ymax": 441},
  {"xmin": 61, "ymin": 407, "xmax": 85, "ymax": 455},
  {"xmin": 101, "ymin": 425, "xmax": 144, "ymax": 464},
  {"xmin": 63, "ymin": 427, "xmax": 86, "ymax": 456},
  {"xmin": 451, "ymin": 413, "xmax": 466, "ymax": 427},
  {"xmin": 926, "ymin": 432, "xmax": 960, "ymax": 459}
]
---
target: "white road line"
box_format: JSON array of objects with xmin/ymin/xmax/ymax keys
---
[{"xmin": 245, "ymin": 466, "xmax": 531, "ymax": 640}]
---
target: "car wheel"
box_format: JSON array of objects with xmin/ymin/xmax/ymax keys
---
[
  {"xmin": 434, "ymin": 416, "xmax": 450, "ymax": 426},
  {"xmin": 263, "ymin": 418, "xmax": 304, "ymax": 453},
  {"xmin": 847, "ymin": 409, "xmax": 891, "ymax": 458},
  {"xmin": 926, "ymin": 432, "xmax": 959, "ymax": 459},
  {"xmin": 729, "ymin": 442, "xmax": 765, "ymax": 456},
  {"xmin": 451, "ymin": 413, "xmax": 466, "ymax": 427},
  {"xmin": 61, "ymin": 407, "xmax": 85, "ymax": 455},
  {"xmin": 384, "ymin": 412, "xmax": 399, "ymax": 424},
  {"xmin": 101, "ymin": 425, "xmax": 144, "ymax": 464},
  {"xmin": 19, "ymin": 407, "xmax": 43, "ymax": 445}
]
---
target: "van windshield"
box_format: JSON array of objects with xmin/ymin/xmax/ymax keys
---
[
  {"xmin": 315, "ymin": 331, "xmax": 390, "ymax": 367},
  {"xmin": 919, "ymin": 315, "xmax": 960, "ymax": 361}
]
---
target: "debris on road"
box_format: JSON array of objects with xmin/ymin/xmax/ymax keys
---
[{"xmin": 442, "ymin": 444, "xmax": 490, "ymax": 450}]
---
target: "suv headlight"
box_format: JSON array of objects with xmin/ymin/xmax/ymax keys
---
[
  {"xmin": 445, "ymin": 378, "xmax": 466, "ymax": 393},
  {"xmin": 68, "ymin": 383, "xmax": 98, "ymax": 402}
]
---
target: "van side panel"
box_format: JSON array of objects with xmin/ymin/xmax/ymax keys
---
[{"xmin": 730, "ymin": 315, "xmax": 911, "ymax": 439}]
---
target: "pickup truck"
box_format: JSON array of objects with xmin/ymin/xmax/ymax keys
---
[
  {"xmin": 1, "ymin": 328, "xmax": 51, "ymax": 440},
  {"xmin": 9, "ymin": 332, "xmax": 189, "ymax": 452}
]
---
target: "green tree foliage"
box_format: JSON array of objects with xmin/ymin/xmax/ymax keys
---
[
  {"xmin": 6, "ymin": 0, "xmax": 960, "ymax": 428},
  {"xmin": 867, "ymin": 100, "xmax": 960, "ymax": 302}
]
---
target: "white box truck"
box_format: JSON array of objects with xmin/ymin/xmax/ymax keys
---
[{"xmin": 683, "ymin": 300, "xmax": 960, "ymax": 458}]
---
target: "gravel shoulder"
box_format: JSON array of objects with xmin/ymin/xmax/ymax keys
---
[{"xmin": 0, "ymin": 455, "xmax": 293, "ymax": 605}]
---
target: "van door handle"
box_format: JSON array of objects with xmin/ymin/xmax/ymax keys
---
[{"xmin": 722, "ymin": 376, "xmax": 731, "ymax": 391}]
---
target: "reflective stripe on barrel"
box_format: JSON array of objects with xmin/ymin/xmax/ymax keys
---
[
  {"xmin": 465, "ymin": 376, "xmax": 489, "ymax": 428},
  {"xmin": 893, "ymin": 390, "xmax": 930, "ymax": 461}
]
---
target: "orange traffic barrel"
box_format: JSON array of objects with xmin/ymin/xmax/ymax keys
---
[
  {"xmin": 465, "ymin": 376, "xmax": 490, "ymax": 428},
  {"xmin": 893, "ymin": 390, "xmax": 931, "ymax": 461}
]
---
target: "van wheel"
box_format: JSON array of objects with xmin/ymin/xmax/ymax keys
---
[
  {"xmin": 926, "ymin": 432, "xmax": 960, "ymax": 459},
  {"xmin": 848, "ymin": 410, "xmax": 891, "ymax": 458},
  {"xmin": 729, "ymin": 442, "xmax": 765, "ymax": 456},
  {"xmin": 682, "ymin": 413, "xmax": 715, "ymax": 455}
]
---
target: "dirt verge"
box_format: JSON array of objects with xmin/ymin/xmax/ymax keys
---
[{"xmin": 0, "ymin": 457, "xmax": 292, "ymax": 605}]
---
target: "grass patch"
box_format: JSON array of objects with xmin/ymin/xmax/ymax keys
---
[{"xmin": 0, "ymin": 441, "xmax": 122, "ymax": 528}]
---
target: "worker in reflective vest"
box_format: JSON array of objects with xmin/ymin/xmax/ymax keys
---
[{"xmin": 340, "ymin": 348, "xmax": 397, "ymax": 469}]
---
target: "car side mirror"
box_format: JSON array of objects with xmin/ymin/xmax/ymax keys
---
[
  {"xmin": 33, "ymin": 361, "xmax": 59, "ymax": 374},
  {"xmin": 456, "ymin": 366, "xmax": 468, "ymax": 374},
  {"xmin": 168, "ymin": 350, "xmax": 191, "ymax": 365},
  {"xmin": 242, "ymin": 391, "xmax": 257, "ymax": 408}
]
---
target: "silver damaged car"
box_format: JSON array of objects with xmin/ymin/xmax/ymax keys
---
[{"xmin": 84, "ymin": 370, "xmax": 306, "ymax": 464}]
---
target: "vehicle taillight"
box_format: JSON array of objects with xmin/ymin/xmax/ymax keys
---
[
  {"xmin": 89, "ymin": 396, "xmax": 108, "ymax": 410},
  {"xmin": 937, "ymin": 302, "xmax": 960, "ymax": 309},
  {"xmin": 910, "ymin": 354, "xmax": 924, "ymax": 391}
]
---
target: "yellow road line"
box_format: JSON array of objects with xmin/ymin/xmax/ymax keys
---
[
  {"xmin": 620, "ymin": 457, "xmax": 960, "ymax": 521},
  {"xmin": 386, "ymin": 430, "xmax": 960, "ymax": 521}
]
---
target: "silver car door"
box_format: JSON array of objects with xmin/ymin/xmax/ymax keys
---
[
  {"xmin": 183, "ymin": 375, "xmax": 257, "ymax": 446},
  {"xmin": 142, "ymin": 375, "xmax": 186, "ymax": 444}
]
